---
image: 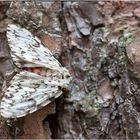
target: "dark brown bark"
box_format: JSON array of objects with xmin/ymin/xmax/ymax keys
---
[{"xmin": 0, "ymin": 1, "xmax": 140, "ymax": 139}]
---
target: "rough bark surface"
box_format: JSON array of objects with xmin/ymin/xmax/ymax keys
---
[
  {"xmin": 57, "ymin": 1, "xmax": 140, "ymax": 139},
  {"xmin": 0, "ymin": 1, "xmax": 140, "ymax": 139}
]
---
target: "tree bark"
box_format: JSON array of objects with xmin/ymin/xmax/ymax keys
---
[
  {"xmin": 56, "ymin": 1, "xmax": 140, "ymax": 139},
  {"xmin": 0, "ymin": 1, "xmax": 140, "ymax": 139}
]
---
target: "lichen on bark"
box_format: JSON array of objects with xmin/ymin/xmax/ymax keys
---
[{"xmin": 0, "ymin": 1, "xmax": 140, "ymax": 139}]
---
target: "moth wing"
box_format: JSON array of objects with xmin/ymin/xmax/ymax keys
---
[
  {"xmin": 0, "ymin": 71, "xmax": 63, "ymax": 118},
  {"xmin": 7, "ymin": 24, "xmax": 66, "ymax": 73}
]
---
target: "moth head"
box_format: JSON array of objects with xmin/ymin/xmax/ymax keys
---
[{"xmin": 62, "ymin": 69, "xmax": 72, "ymax": 88}]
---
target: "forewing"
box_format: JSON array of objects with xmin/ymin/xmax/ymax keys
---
[
  {"xmin": 7, "ymin": 24, "xmax": 66, "ymax": 73},
  {"xmin": 0, "ymin": 71, "xmax": 62, "ymax": 118}
]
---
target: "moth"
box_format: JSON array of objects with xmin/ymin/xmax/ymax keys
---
[{"xmin": 0, "ymin": 24, "xmax": 71, "ymax": 118}]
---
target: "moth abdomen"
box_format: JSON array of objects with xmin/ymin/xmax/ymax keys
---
[{"xmin": 23, "ymin": 67, "xmax": 51, "ymax": 77}]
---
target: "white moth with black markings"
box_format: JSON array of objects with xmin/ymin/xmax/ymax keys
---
[{"xmin": 0, "ymin": 24, "xmax": 71, "ymax": 118}]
